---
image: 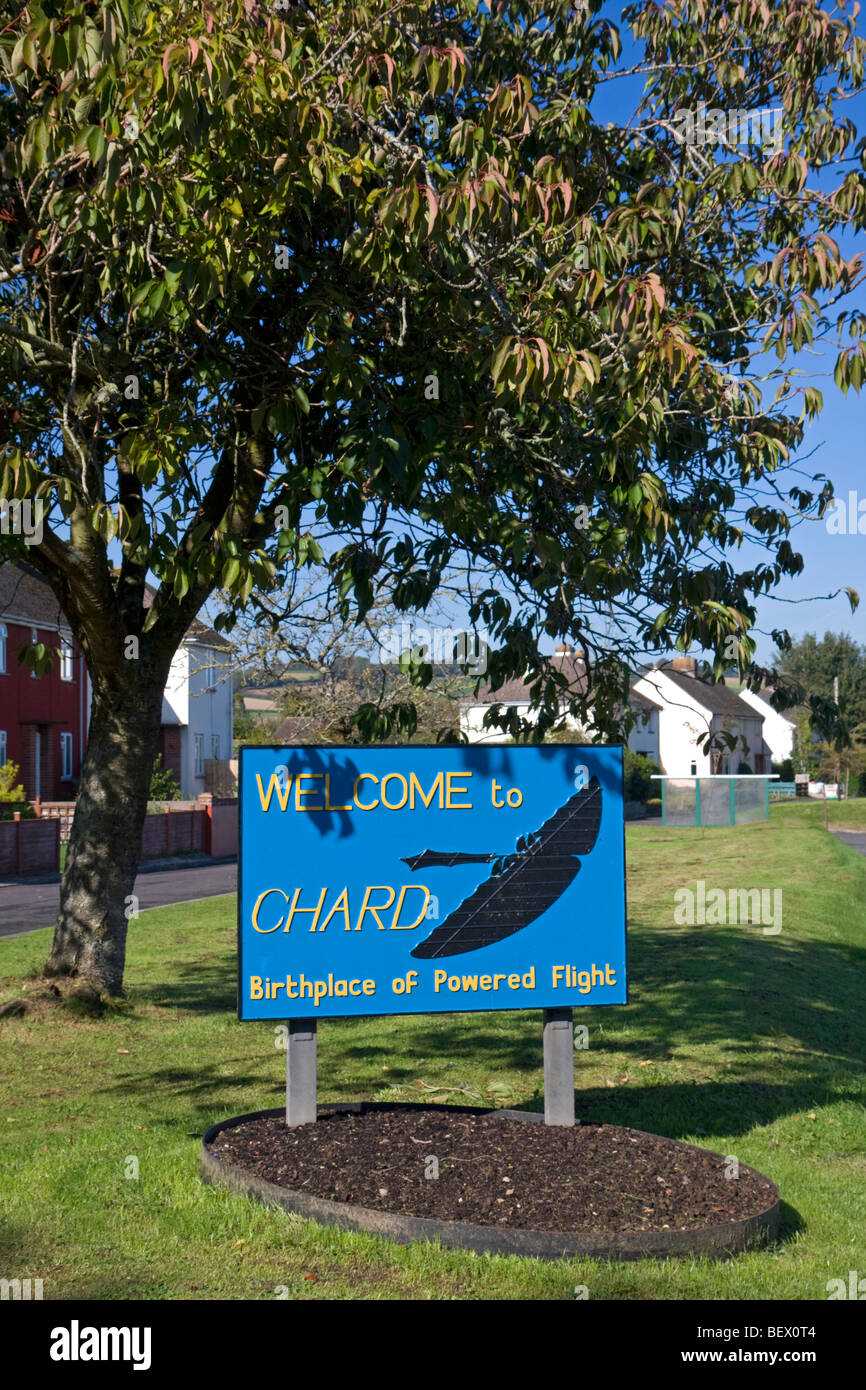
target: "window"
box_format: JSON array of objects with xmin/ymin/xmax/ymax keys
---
[
  {"xmin": 60, "ymin": 732, "xmax": 73, "ymax": 779},
  {"xmin": 0, "ymin": 623, "xmax": 6, "ymax": 673},
  {"xmin": 210, "ymin": 734, "xmax": 220, "ymax": 760},
  {"xmin": 60, "ymin": 637, "xmax": 74, "ymax": 682},
  {"xmin": 205, "ymin": 650, "xmax": 217, "ymax": 689},
  {"xmin": 689, "ymin": 760, "xmax": 697, "ymax": 776},
  {"xmin": 30, "ymin": 628, "xmax": 39, "ymax": 678},
  {"xmin": 194, "ymin": 733, "xmax": 204, "ymax": 776},
  {"xmin": 0, "ymin": 730, "xmax": 6, "ymax": 765}
]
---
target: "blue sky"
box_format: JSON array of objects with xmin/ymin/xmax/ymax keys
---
[{"xmin": 587, "ymin": 3, "xmax": 866, "ymax": 666}]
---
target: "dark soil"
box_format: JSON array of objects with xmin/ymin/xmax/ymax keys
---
[{"xmin": 207, "ymin": 1109, "xmax": 777, "ymax": 1234}]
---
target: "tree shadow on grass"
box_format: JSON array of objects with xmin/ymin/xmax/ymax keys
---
[
  {"xmin": 116, "ymin": 915, "xmax": 866, "ymax": 1146},
  {"xmin": 131, "ymin": 954, "xmax": 237, "ymax": 1013},
  {"xmin": 620, "ymin": 920, "xmax": 866, "ymax": 1070}
]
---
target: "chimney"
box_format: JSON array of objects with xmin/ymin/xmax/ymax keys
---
[{"xmin": 671, "ymin": 656, "xmax": 696, "ymax": 676}]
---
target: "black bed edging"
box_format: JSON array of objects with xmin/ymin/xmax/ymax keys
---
[{"xmin": 200, "ymin": 1103, "xmax": 781, "ymax": 1262}]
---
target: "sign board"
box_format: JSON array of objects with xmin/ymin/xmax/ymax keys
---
[{"xmin": 238, "ymin": 745, "xmax": 627, "ymax": 1021}]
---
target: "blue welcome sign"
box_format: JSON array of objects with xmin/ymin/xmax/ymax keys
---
[{"xmin": 238, "ymin": 745, "xmax": 627, "ymax": 1020}]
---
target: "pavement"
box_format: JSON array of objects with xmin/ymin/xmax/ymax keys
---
[
  {"xmin": 0, "ymin": 857, "xmax": 237, "ymax": 939},
  {"xmin": 832, "ymin": 830, "xmax": 866, "ymax": 857}
]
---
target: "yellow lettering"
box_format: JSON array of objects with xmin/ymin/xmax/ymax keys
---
[
  {"xmin": 295, "ymin": 773, "xmax": 323, "ymax": 811},
  {"xmin": 255, "ymin": 773, "xmax": 291, "ymax": 812},
  {"xmin": 409, "ymin": 771, "xmax": 445, "ymax": 808},
  {"xmin": 318, "ymin": 887, "xmax": 352, "ymax": 932},
  {"xmin": 283, "ymin": 886, "xmax": 329, "ymax": 932},
  {"xmin": 324, "ymin": 773, "xmax": 352, "ymax": 811},
  {"xmin": 251, "ymin": 888, "xmax": 289, "ymax": 933},
  {"xmin": 389, "ymin": 884, "xmax": 431, "ymax": 929},
  {"xmin": 250, "ymin": 976, "xmax": 263, "ymax": 998},
  {"xmin": 445, "ymin": 771, "xmax": 472, "ymax": 809},
  {"xmin": 381, "ymin": 772, "xmax": 409, "ymax": 810},
  {"xmin": 354, "ymin": 884, "xmax": 396, "ymax": 930},
  {"xmin": 353, "ymin": 773, "xmax": 379, "ymax": 810}
]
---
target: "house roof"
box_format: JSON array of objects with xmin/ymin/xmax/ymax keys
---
[
  {"xmin": 272, "ymin": 715, "xmax": 321, "ymax": 743},
  {"xmin": 0, "ymin": 561, "xmax": 72, "ymax": 632},
  {"xmin": 652, "ymin": 666, "xmax": 763, "ymax": 719},
  {"xmin": 468, "ymin": 653, "xmax": 589, "ymax": 706}
]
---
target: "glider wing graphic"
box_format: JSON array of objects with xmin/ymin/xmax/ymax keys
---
[{"xmin": 408, "ymin": 775, "xmax": 603, "ymax": 959}]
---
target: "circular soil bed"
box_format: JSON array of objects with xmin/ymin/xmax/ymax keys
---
[{"xmin": 202, "ymin": 1103, "xmax": 780, "ymax": 1261}]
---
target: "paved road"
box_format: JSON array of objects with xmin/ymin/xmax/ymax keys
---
[
  {"xmin": 833, "ymin": 830, "xmax": 866, "ymax": 857},
  {"xmin": 0, "ymin": 860, "xmax": 237, "ymax": 939}
]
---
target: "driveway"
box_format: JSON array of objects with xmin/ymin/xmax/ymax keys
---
[
  {"xmin": 832, "ymin": 830, "xmax": 866, "ymax": 858},
  {"xmin": 0, "ymin": 859, "xmax": 237, "ymax": 939}
]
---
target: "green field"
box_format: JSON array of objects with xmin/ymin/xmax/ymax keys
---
[{"xmin": 1, "ymin": 804, "xmax": 865, "ymax": 1300}]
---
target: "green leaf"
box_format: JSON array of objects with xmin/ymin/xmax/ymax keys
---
[{"xmin": 86, "ymin": 126, "xmax": 106, "ymax": 162}]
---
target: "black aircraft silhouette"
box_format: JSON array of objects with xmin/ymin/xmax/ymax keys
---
[{"xmin": 406, "ymin": 775, "xmax": 602, "ymax": 959}]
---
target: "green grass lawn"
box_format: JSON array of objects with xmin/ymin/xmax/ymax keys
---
[{"xmin": 1, "ymin": 805, "xmax": 865, "ymax": 1300}]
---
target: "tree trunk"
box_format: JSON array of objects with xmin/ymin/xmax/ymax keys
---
[{"xmin": 45, "ymin": 674, "xmax": 166, "ymax": 996}]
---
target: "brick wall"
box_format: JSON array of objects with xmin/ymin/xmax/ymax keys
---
[
  {"xmin": 140, "ymin": 808, "xmax": 205, "ymax": 860},
  {"xmin": 0, "ymin": 817, "xmax": 59, "ymax": 875},
  {"xmin": 28, "ymin": 797, "xmax": 238, "ymax": 864}
]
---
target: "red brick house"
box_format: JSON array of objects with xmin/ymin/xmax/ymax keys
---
[{"xmin": 0, "ymin": 561, "xmax": 89, "ymax": 800}]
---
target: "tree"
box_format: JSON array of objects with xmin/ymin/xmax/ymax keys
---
[
  {"xmin": 774, "ymin": 633, "xmax": 866, "ymax": 734},
  {"xmin": 227, "ymin": 572, "xmax": 473, "ymax": 741},
  {"xmin": 1, "ymin": 1, "xmax": 864, "ymax": 994}
]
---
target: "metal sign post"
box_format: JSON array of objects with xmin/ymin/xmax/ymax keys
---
[
  {"xmin": 286, "ymin": 1018, "xmax": 317, "ymax": 1126},
  {"xmin": 543, "ymin": 1007, "xmax": 575, "ymax": 1126}
]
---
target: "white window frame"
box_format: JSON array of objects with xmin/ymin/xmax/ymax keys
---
[
  {"xmin": 204, "ymin": 649, "xmax": 217, "ymax": 689},
  {"xmin": 60, "ymin": 732, "xmax": 73, "ymax": 779},
  {"xmin": 194, "ymin": 733, "xmax": 204, "ymax": 776},
  {"xmin": 210, "ymin": 734, "xmax": 220, "ymax": 760},
  {"xmin": 60, "ymin": 636, "xmax": 74, "ymax": 682},
  {"xmin": 0, "ymin": 623, "xmax": 6, "ymax": 674}
]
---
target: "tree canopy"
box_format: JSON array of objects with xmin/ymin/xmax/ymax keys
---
[{"xmin": 1, "ymin": 0, "xmax": 864, "ymax": 990}]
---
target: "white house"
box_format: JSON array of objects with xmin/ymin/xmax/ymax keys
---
[
  {"xmin": 632, "ymin": 658, "xmax": 768, "ymax": 775},
  {"xmin": 738, "ymin": 688, "xmax": 796, "ymax": 765},
  {"xmin": 459, "ymin": 644, "xmax": 661, "ymax": 760},
  {"xmin": 160, "ymin": 623, "xmax": 234, "ymax": 798},
  {"xmin": 83, "ymin": 598, "xmax": 235, "ymax": 799}
]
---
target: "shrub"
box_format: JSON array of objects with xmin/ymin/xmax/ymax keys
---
[
  {"xmin": 149, "ymin": 754, "xmax": 182, "ymax": 801},
  {"xmin": 0, "ymin": 761, "xmax": 27, "ymax": 801},
  {"xmin": 623, "ymin": 749, "xmax": 662, "ymax": 803}
]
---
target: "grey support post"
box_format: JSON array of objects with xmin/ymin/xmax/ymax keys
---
[
  {"xmin": 286, "ymin": 1018, "xmax": 317, "ymax": 1126},
  {"xmin": 542, "ymin": 1008, "xmax": 575, "ymax": 1126}
]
